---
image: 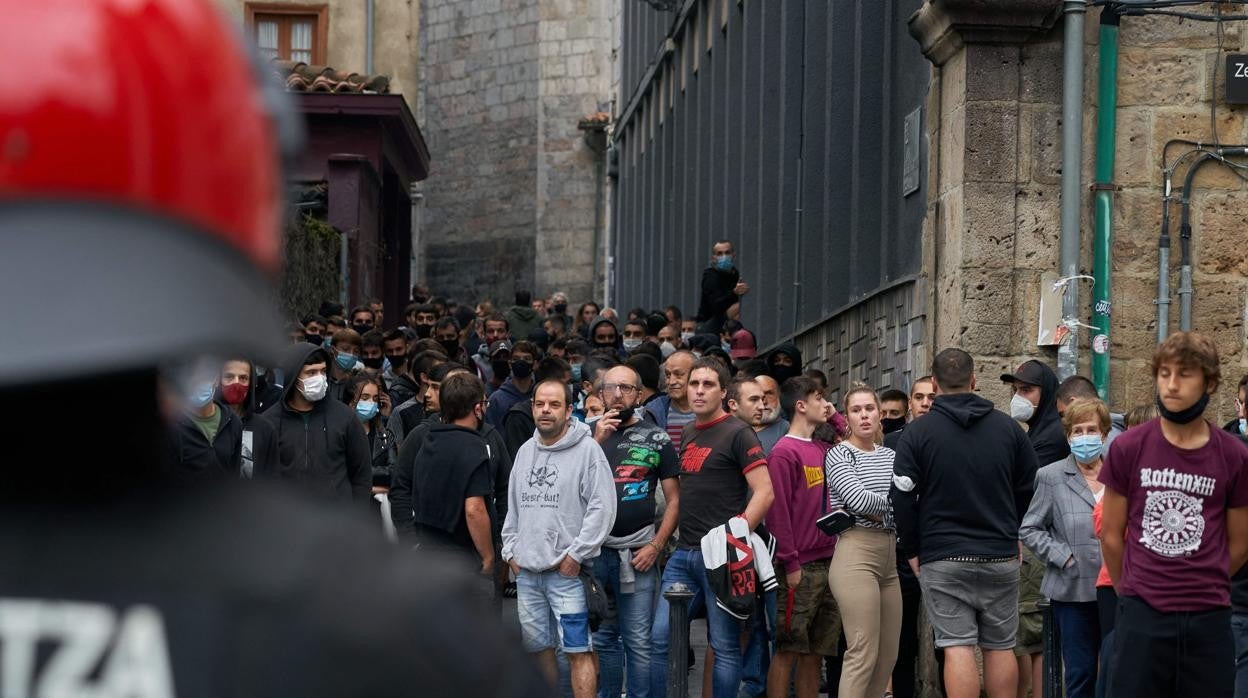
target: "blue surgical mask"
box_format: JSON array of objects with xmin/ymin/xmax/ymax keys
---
[
  {"xmin": 355, "ymin": 400, "xmax": 379, "ymax": 422},
  {"xmin": 335, "ymin": 351, "xmax": 357, "ymax": 371},
  {"xmin": 571, "ymin": 363, "xmax": 583, "ymax": 383},
  {"xmin": 187, "ymin": 381, "xmax": 216, "ymax": 409},
  {"xmin": 1240, "ymin": 418, "xmax": 1246, "ymax": 435},
  {"xmin": 715, "ymin": 254, "xmax": 733, "ymax": 271},
  {"xmin": 721, "ymin": 341, "xmax": 731, "ymax": 353},
  {"xmin": 1069, "ymin": 434, "xmax": 1104, "ymax": 465}
]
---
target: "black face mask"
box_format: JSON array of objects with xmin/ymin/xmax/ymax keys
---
[
  {"xmin": 491, "ymin": 360, "xmax": 511, "ymax": 381},
  {"xmin": 361, "ymin": 357, "xmax": 384, "ymax": 370},
  {"xmin": 1156, "ymin": 392, "xmax": 1210, "ymax": 425},
  {"xmin": 415, "ymin": 324, "xmax": 433, "ymax": 339},
  {"xmin": 305, "ymin": 334, "xmax": 323, "ymax": 346},
  {"xmin": 439, "ymin": 339, "xmax": 461, "ymax": 357},
  {"xmin": 615, "ymin": 406, "xmax": 636, "ymax": 423},
  {"xmin": 769, "ymin": 364, "xmax": 801, "ymax": 384},
  {"xmin": 510, "ymin": 360, "xmax": 533, "ymax": 379},
  {"xmin": 387, "ymin": 354, "xmax": 407, "ymax": 371},
  {"xmin": 553, "ymin": 304, "xmax": 567, "ymax": 315},
  {"xmin": 352, "ymin": 323, "xmax": 373, "ymax": 336},
  {"xmin": 881, "ymin": 416, "xmax": 906, "ymax": 434}
]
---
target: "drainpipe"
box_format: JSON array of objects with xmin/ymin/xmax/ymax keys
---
[
  {"xmin": 365, "ymin": 0, "xmax": 375, "ymax": 74},
  {"xmin": 1090, "ymin": 7, "xmax": 1119, "ymax": 401},
  {"xmin": 1156, "ymin": 172, "xmax": 1172, "ymax": 343},
  {"xmin": 1178, "ymin": 151, "xmax": 1217, "ymax": 332},
  {"xmin": 1056, "ymin": 0, "xmax": 1087, "ymax": 382}
]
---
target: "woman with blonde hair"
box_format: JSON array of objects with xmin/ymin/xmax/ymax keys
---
[{"xmin": 825, "ymin": 383, "xmax": 902, "ymax": 698}]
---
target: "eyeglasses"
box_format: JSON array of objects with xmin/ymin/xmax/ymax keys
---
[{"xmin": 601, "ymin": 383, "xmax": 640, "ymax": 395}]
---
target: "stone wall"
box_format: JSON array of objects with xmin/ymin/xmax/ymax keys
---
[
  {"xmin": 916, "ymin": 2, "xmax": 1248, "ymax": 422},
  {"xmin": 418, "ymin": 0, "xmax": 613, "ymax": 306}
]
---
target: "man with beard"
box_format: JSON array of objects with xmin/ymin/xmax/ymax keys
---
[
  {"xmin": 503, "ymin": 380, "xmax": 616, "ymax": 696},
  {"xmin": 752, "ymin": 375, "xmax": 790, "ymax": 453}
]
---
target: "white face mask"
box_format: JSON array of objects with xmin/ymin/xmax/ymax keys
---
[
  {"xmin": 660, "ymin": 341, "xmax": 676, "ymax": 358},
  {"xmin": 680, "ymin": 331, "xmax": 694, "ymax": 343},
  {"xmin": 1010, "ymin": 393, "xmax": 1035, "ymax": 422},
  {"xmin": 298, "ymin": 374, "xmax": 328, "ymax": 402},
  {"xmin": 622, "ymin": 338, "xmax": 642, "ymax": 351}
]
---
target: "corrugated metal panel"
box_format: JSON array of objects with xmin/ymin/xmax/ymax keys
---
[{"xmin": 611, "ymin": 0, "xmax": 929, "ymax": 346}]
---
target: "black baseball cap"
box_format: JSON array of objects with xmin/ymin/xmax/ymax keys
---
[{"xmin": 1000, "ymin": 360, "xmax": 1047, "ymax": 387}]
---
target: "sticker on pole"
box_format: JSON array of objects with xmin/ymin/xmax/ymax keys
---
[{"xmin": 1092, "ymin": 334, "xmax": 1109, "ymax": 354}]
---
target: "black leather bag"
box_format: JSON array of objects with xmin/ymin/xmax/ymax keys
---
[
  {"xmin": 579, "ymin": 569, "xmax": 616, "ymax": 632},
  {"xmin": 816, "ymin": 448, "xmax": 856, "ymax": 536}
]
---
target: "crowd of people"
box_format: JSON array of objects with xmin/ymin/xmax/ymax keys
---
[{"xmin": 169, "ymin": 242, "xmax": 1248, "ymax": 698}]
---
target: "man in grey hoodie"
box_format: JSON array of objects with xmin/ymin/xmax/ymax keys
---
[{"xmin": 502, "ymin": 379, "xmax": 617, "ymax": 697}]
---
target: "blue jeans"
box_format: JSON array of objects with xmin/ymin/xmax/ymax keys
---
[
  {"xmin": 740, "ymin": 590, "xmax": 776, "ymax": 697},
  {"xmin": 649, "ymin": 548, "xmax": 745, "ymax": 698},
  {"xmin": 586, "ymin": 551, "xmax": 658, "ymax": 698},
  {"xmin": 1052, "ymin": 600, "xmax": 1100, "ymax": 698},
  {"xmin": 516, "ymin": 569, "xmax": 592, "ymax": 653},
  {"xmin": 1233, "ymin": 613, "xmax": 1248, "ymax": 698}
]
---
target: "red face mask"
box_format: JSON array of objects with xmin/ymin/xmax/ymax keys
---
[{"xmin": 221, "ymin": 382, "xmax": 249, "ymax": 406}]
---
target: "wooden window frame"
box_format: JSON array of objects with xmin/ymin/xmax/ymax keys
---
[{"xmin": 244, "ymin": 3, "xmax": 329, "ymax": 65}]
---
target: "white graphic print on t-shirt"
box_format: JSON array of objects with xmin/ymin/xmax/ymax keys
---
[{"xmin": 1138, "ymin": 467, "xmax": 1214, "ymax": 558}]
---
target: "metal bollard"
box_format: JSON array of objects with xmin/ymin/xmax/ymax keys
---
[
  {"xmin": 664, "ymin": 583, "xmax": 696, "ymax": 698},
  {"xmin": 1039, "ymin": 598, "xmax": 1063, "ymax": 698}
]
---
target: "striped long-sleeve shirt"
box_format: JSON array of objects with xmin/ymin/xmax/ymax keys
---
[{"xmin": 824, "ymin": 441, "xmax": 895, "ymax": 530}]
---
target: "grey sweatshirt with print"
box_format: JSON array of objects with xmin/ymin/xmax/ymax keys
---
[{"xmin": 501, "ymin": 419, "xmax": 617, "ymax": 571}]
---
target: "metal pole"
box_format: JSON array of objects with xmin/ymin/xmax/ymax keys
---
[
  {"xmin": 1090, "ymin": 6, "xmax": 1120, "ymax": 400},
  {"xmin": 1039, "ymin": 598, "xmax": 1063, "ymax": 698},
  {"xmin": 664, "ymin": 583, "xmax": 695, "ymax": 698},
  {"xmin": 1057, "ymin": 0, "xmax": 1087, "ymax": 382},
  {"xmin": 1156, "ymin": 177, "xmax": 1172, "ymax": 343}
]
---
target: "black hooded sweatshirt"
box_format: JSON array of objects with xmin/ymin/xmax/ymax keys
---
[
  {"xmin": 892, "ymin": 392, "xmax": 1038, "ymax": 564},
  {"xmin": 1021, "ymin": 361, "xmax": 1071, "ymax": 466},
  {"xmin": 259, "ymin": 343, "xmax": 372, "ymax": 507},
  {"xmin": 766, "ymin": 342, "xmax": 804, "ymax": 386}
]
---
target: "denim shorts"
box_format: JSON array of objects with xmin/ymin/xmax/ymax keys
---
[
  {"xmin": 516, "ymin": 569, "xmax": 592, "ymax": 653},
  {"xmin": 919, "ymin": 559, "xmax": 1020, "ymax": 650}
]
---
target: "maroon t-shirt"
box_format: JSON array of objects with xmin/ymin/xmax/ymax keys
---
[{"xmin": 1099, "ymin": 418, "xmax": 1248, "ymax": 611}]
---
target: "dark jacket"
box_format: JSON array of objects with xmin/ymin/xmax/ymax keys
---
[
  {"xmin": 391, "ymin": 414, "xmax": 513, "ymax": 543},
  {"xmin": 388, "ymin": 374, "xmax": 421, "ymax": 410},
  {"xmin": 390, "ymin": 413, "xmax": 444, "ymax": 542},
  {"xmin": 485, "ymin": 377, "xmax": 530, "ymax": 430},
  {"xmin": 504, "ymin": 306, "xmax": 542, "ymax": 342},
  {"xmin": 367, "ymin": 423, "xmax": 398, "ymax": 488},
  {"xmin": 260, "ymin": 343, "xmax": 372, "ymax": 506},
  {"xmin": 217, "ymin": 360, "xmax": 279, "ymax": 479},
  {"xmin": 1023, "ymin": 361, "xmax": 1070, "ymax": 466},
  {"xmin": 892, "ymin": 392, "xmax": 1038, "ymax": 564},
  {"xmin": 502, "ymin": 398, "xmax": 535, "ymax": 460},
  {"xmin": 696, "ymin": 265, "xmax": 739, "ymax": 334},
  {"xmin": 643, "ymin": 394, "xmax": 673, "ymax": 429},
  {"xmin": 173, "ymin": 401, "xmax": 243, "ymax": 479}
]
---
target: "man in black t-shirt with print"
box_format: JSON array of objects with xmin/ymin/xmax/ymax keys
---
[
  {"xmin": 586, "ymin": 364, "xmax": 681, "ymax": 698},
  {"xmin": 648, "ymin": 358, "xmax": 774, "ymax": 697}
]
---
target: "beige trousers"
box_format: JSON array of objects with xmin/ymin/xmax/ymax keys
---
[{"xmin": 826, "ymin": 527, "xmax": 903, "ymax": 698}]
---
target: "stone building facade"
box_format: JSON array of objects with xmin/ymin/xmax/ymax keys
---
[
  {"xmin": 906, "ymin": 0, "xmax": 1248, "ymax": 423},
  {"xmin": 217, "ymin": 1, "xmax": 420, "ymax": 95},
  {"xmin": 417, "ymin": 0, "xmax": 615, "ymax": 306}
]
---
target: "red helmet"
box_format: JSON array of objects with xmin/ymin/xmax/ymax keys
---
[{"xmin": 0, "ymin": 0, "xmax": 292, "ymax": 384}]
